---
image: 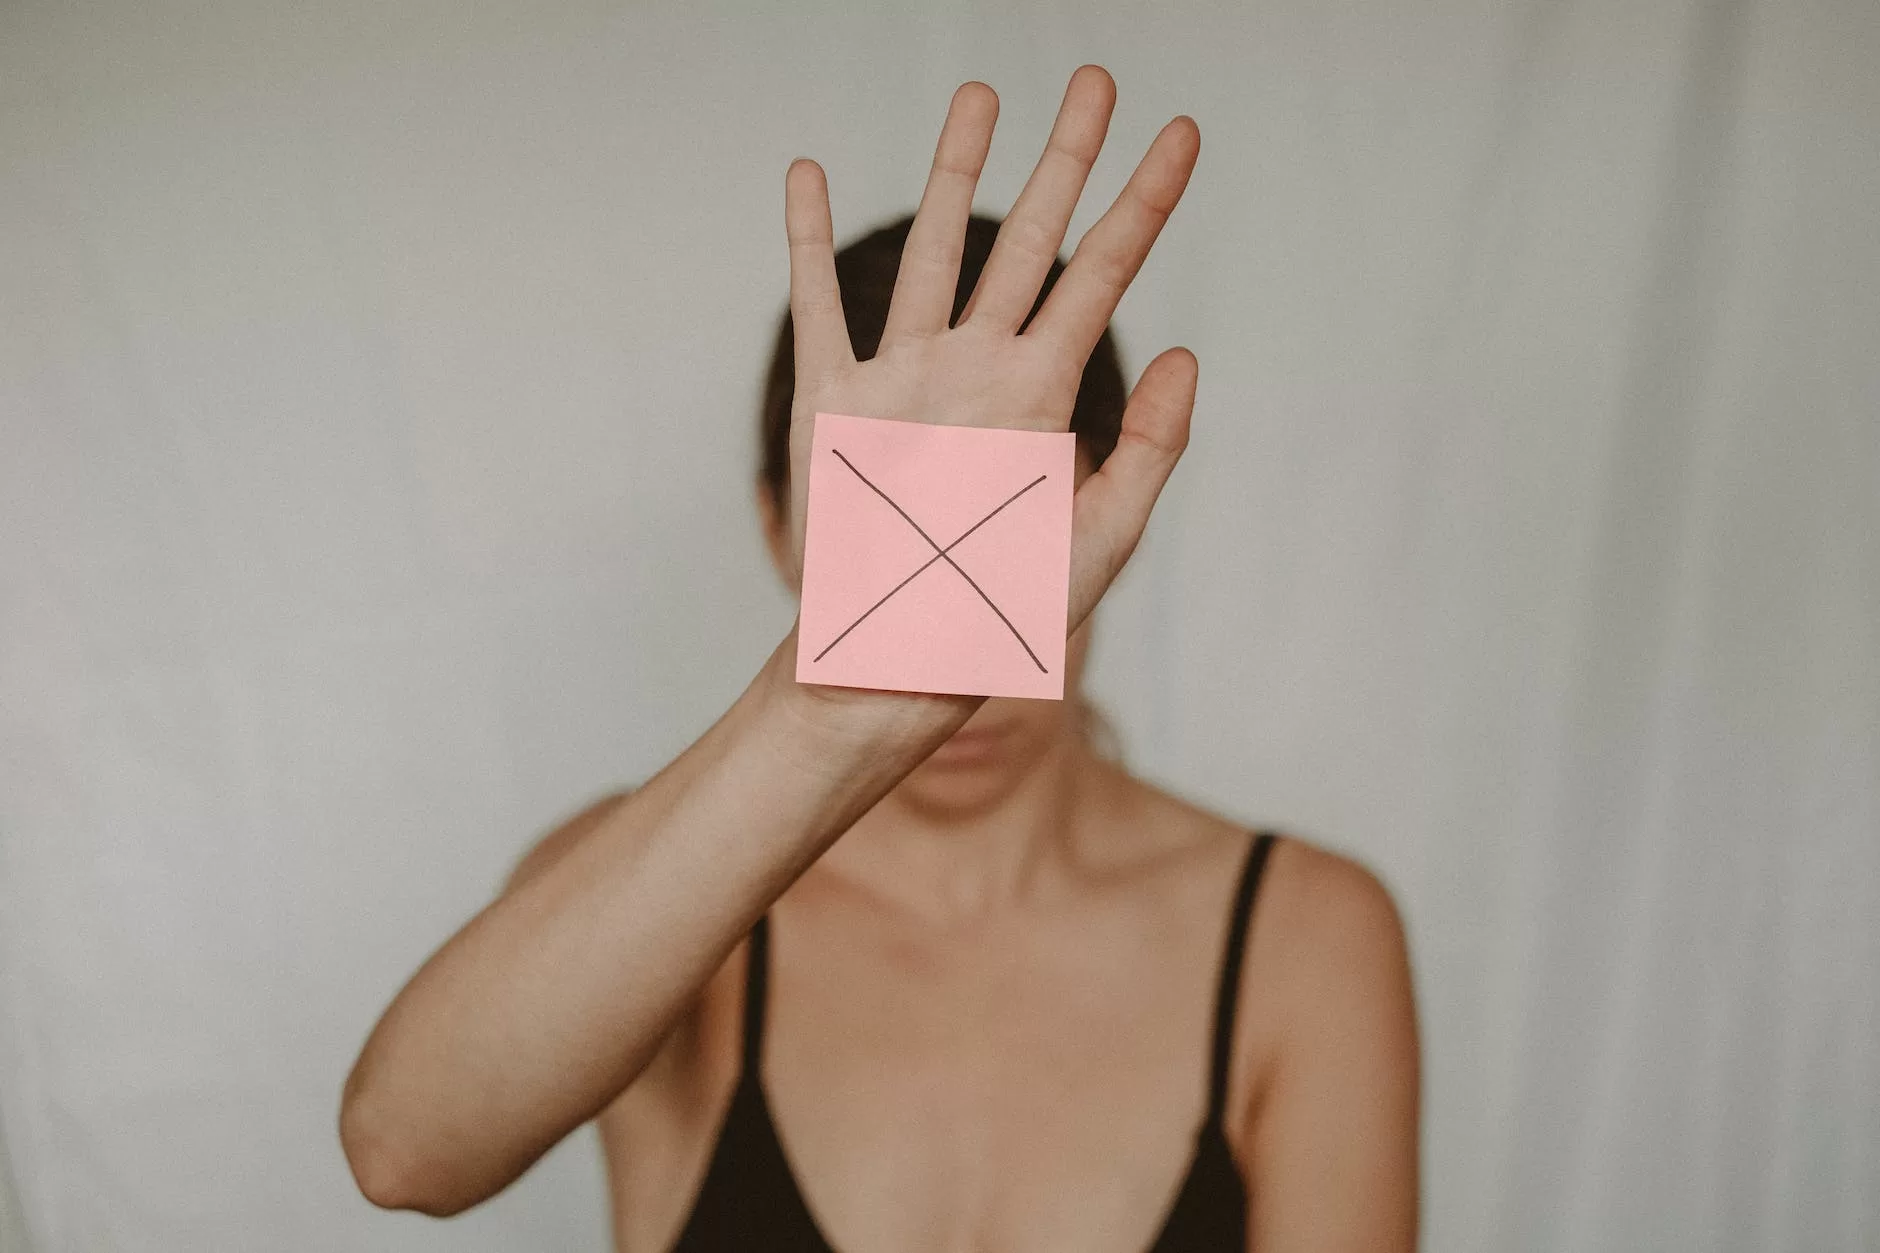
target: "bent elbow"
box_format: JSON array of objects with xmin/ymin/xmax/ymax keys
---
[{"xmin": 339, "ymin": 1087, "xmax": 477, "ymax": 1217}]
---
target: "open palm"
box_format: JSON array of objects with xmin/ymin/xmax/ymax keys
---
[{"xmin": 781, "ymin": 66, "xmax": 1201, "ymax": 638}]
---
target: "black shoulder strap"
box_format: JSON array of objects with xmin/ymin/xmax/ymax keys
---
[
  {"xmin": 742, "ymin": 913, "xmax": 770, "ymax": 1074},
  {"xmin": 1207, "ymin": 832, "xmax": 1277, "ymax": 1124}
]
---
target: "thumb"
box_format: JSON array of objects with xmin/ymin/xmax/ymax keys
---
[{"xmin": 1066, "ymin": 346, "xmax": 1198, "ymax": 629}]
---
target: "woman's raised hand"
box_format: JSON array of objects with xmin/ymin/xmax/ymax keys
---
[{"xmin": 780, "ymin": 65, "xmax": 1200, "ymax": 637}]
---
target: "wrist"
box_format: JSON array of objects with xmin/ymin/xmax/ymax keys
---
[{"xmin": 748, "ymin": 626, "xmax": 979, "ymax": 774}]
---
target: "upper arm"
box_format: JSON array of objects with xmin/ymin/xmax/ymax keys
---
[
  {"xmin": 1242, "ymin": 844, "xmax": 1420, "ymax": 1252},
  {"xmin": 501, "ymin": 791, "xmax": 633, "ymax": 896}
]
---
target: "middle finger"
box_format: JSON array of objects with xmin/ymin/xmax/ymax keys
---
[{"xmin": 957, "ymin": 65, "xmax": 1116, "ymax": 333}]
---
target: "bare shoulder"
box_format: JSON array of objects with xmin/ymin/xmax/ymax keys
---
[
  {"xmin": 1257, "ymin": 837, "xmax": 1410, "ymax": 974},
  {"xmin": 1093, "ymin": 766, "xmax": 1418, "ymax": 1241},
  {"xmin": 1243, "ymin": 835, "xmax": 1415, "ymax": 1077},
  {"xmin": 1089, "ymin": 765, "xmax": 1408, "ymax": 970},
  {"xmin": 1082, "ymin": 761, "xmax": 1253, "ymax": 875},
  {"xmin": 1112, "ymin": 776, "xmax": 1411, "ymax": 1012},
  {"xmin": 1232, "ymin": 834, "xmax": 1419, "ymax": 1210}
]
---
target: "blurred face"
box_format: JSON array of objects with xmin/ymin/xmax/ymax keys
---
[
  {"xmin": 894, "ymin": 620, "xmax": 1093, "ymax": 816},
  {"xmin": 759, "ymin": 452, "xmax": 1097, "ymax": 819}
]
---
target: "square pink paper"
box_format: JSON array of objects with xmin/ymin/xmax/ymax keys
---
[{"xmin": 795, "ymin": 411, "xmax": 1075, "ymax": 699}]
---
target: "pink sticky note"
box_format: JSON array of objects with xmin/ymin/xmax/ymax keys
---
[{"xmin": 796, "ymin": 411, "xmax": 1076, "ymax": 699}]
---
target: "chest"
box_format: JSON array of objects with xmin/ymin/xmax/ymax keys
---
[{"xmin": 754, "ymin": 905, "xmax": 1229, "ymax": 1250}]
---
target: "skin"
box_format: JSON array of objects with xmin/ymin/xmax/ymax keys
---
[{"xmin": 340, "ymin": 65, "xmax": 1419, "ymax": 1252}]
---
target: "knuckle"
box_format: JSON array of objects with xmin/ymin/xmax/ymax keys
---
[
  {"xmin": 1002, "ymin": 215, "xmax": 1060, "ymax": 265},
  {"xmin": 1045, "ymin": 133, "xmax": 1100, "ymax": 172},
  {"xmin": 794, "ymin": 289, "xmax": 839, "ymax": 318},
  {"xmin": 1084, "ymin": 247, "xmax": 1135, "ymax": 295},
  {"xmin": 1117, "ymin": 426, "xmax": 1181, "ymax": 459},
  {"xmin": 932, "ymin": 147, "xmax": 985, "ymax": 181},
  {"xmin": 905, "ymin": 234, "xmax": 961, "ymax": 272},
  {"xmin": 1133, "ymin": 181, "xmax": 1179, "ymax": 221}
]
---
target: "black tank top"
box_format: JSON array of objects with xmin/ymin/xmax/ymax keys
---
[{"xmin": 670, "ymin": 831, "xmax": 1279, "ymax": 1251}]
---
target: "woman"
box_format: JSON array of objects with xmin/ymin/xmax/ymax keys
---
[{"xmin": 340, "ymin": 65, "xmax": 1419, "ymax": 1251}]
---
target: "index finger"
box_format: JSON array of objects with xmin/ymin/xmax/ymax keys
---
[{"xmin": 1022, "ymin": 116, "xmax": 1199, "ymax": 361}]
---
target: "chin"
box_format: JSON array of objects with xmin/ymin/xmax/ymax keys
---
[
  {"xmin": 894, "ymin": 725, "xmax": 1055, "ymax": 818},
  {"xmin": 894, "ymin": 765, "xmax": 1026, "ymax": 819}
]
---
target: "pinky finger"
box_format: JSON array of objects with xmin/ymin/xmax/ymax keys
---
[
  {"xmin": 784, "ymin": 158, "xmax": 856, "ymax": 380},
  {"xmin": 1066, "ymin": 346, "xmax": 1198, "ymax": 628}
]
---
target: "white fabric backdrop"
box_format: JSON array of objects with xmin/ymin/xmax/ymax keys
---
[{"xmin": 2, "ymin": 1, "xmax": 1875, "ymax": 1250}]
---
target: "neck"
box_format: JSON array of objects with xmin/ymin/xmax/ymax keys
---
[{"xmin": 822, "ymin": 730, "xmax": 1103, "ymax": 926}]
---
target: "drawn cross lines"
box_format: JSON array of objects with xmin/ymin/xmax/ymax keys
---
[{"xmin": 811, "ymin": 448, "xmax": 1050, "ymax": 672}]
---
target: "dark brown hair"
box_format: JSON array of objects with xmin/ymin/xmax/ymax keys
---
[{"xmin": 758, "ymin": 212, "xmax": 1128, "ymax": 508}]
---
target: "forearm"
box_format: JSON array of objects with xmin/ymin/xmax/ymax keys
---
[{"xmin": 339, "ymin": 630, "xmax": 975, "ymax": 1213}]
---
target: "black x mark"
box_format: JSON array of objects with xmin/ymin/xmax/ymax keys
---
[{"xmin": 812, "ymin": 449, "xmax": 1049, "ymax": 672}]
